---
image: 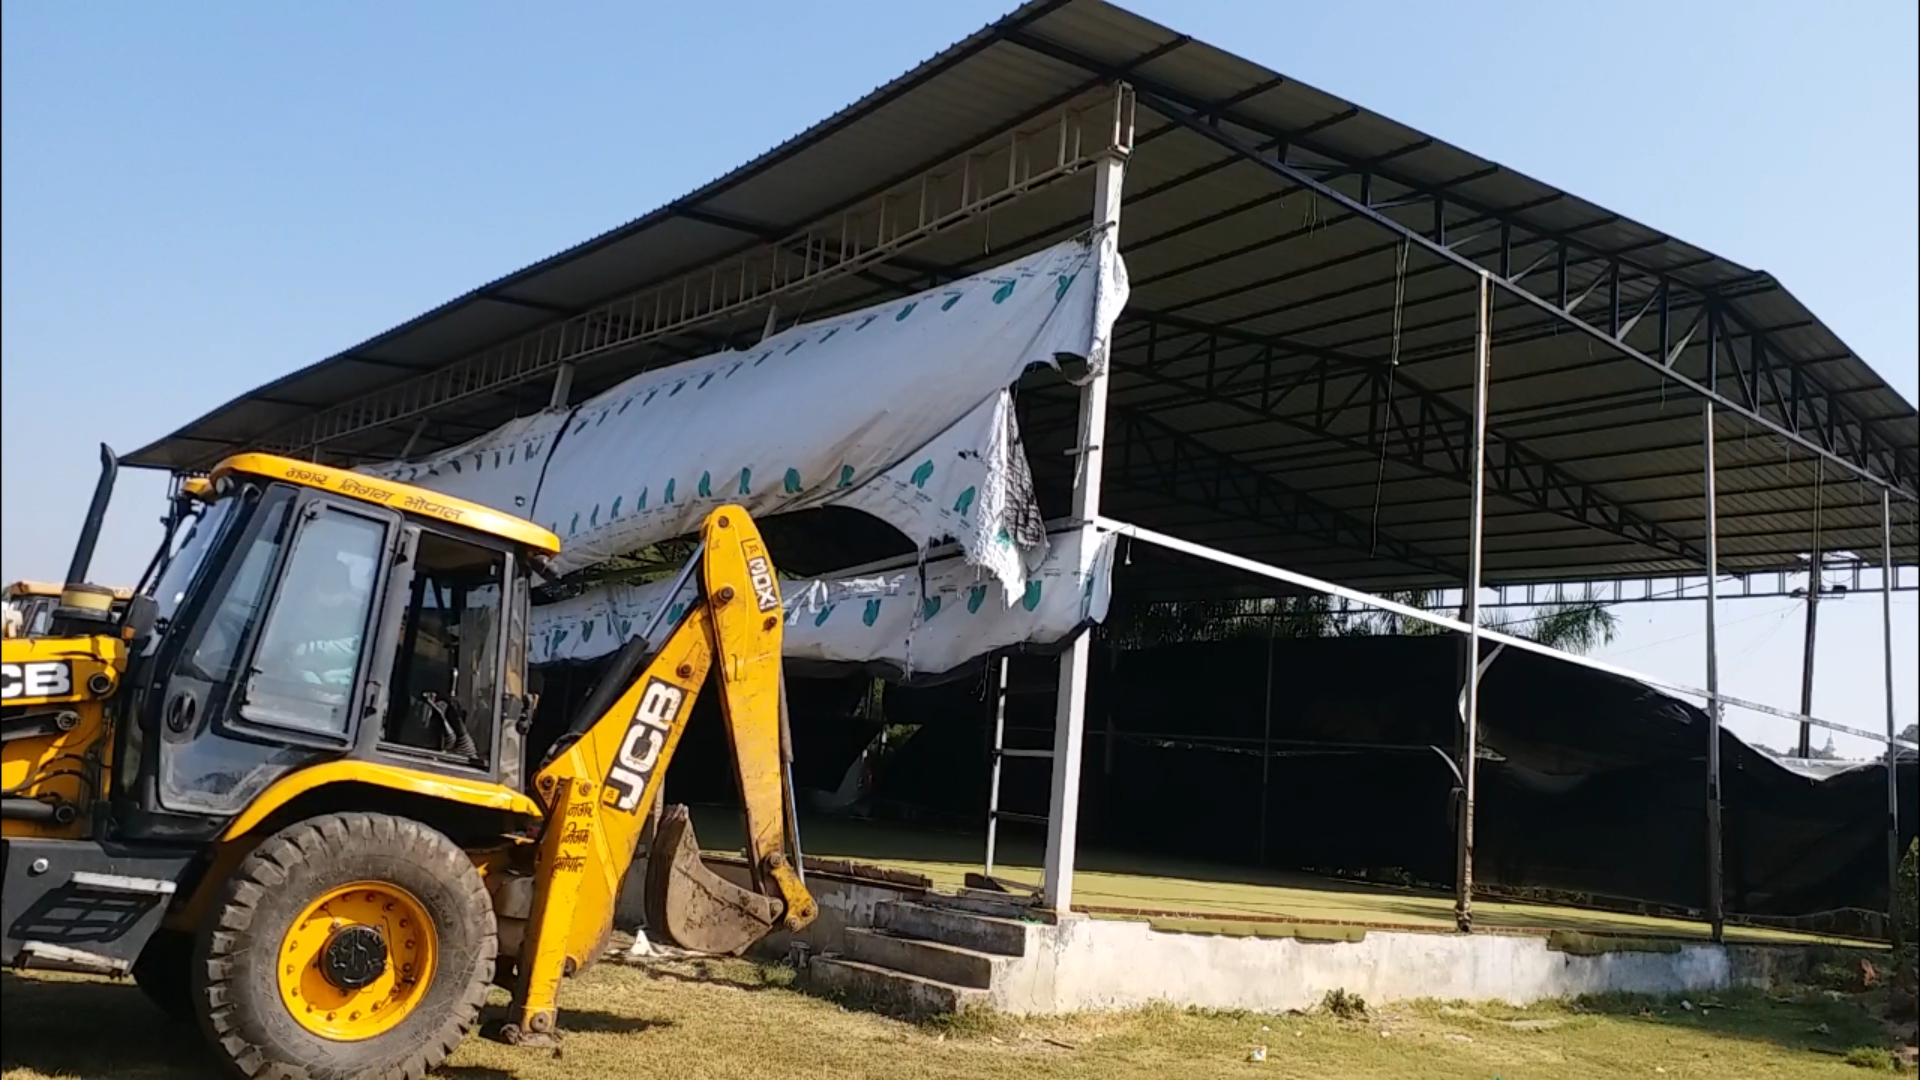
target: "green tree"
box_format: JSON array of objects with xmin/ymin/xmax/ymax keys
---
[
  {"xmin": 1110, "ymin": 590, "xmax": 1618, "ymax": 654},
  {"xmin": 1490, "ymin": 601, "xmax": 1618, "ymax": 655}
]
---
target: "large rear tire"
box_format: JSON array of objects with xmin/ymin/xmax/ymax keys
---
[{"xmin": 192, "ymin": 812, "xmax": 496, "ymax": 1080}]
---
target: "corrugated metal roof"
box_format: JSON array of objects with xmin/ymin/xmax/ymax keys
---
[{"xmin": 126, "ymin": 0, "xmax": 1918, "ymax": 590}]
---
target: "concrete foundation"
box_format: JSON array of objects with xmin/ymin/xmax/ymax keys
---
[
  {"xmin": 1031, "ymin": 916, "xmax": 1746, "ymax": 1013},
  {"xmin": 619, "ymin": 856, "xmax": 1827, "ymax": 1018}
]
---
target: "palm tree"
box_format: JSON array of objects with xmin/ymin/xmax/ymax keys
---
[{"xmin": 1486, "ymin": 600, "xmax": 1618, "ymax": 655}]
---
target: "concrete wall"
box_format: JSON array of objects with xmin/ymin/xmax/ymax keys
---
[
  {"xmin": 619, "ymin": 858, "xmax": 1812, "ymax": 1015},
  {"xmin": 993, "ymin": 916, "xmax": 1789, "ymax": 1014}
]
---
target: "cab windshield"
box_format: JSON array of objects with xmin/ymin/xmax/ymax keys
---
[{"xmin": 150, "ymin": 497, "xmax": 236, "ymax": 632}]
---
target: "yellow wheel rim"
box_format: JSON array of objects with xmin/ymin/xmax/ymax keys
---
[{"xmin": 276, "ymin": 881, "xmax": 437, "ymax": 1041}]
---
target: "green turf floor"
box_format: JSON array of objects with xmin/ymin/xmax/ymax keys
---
[{"xmin": 685, "ymin": 806, "xmax": 1866, "ymax": 945}]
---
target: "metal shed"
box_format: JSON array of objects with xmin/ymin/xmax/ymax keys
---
[{"xmin": 125, "ymin": 0, "xmax": 1919, "ymax": 933}]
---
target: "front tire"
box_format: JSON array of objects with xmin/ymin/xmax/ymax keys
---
[{"xmin": 192, "ymin": 812, "xmax": 496, "ymax": 1080}]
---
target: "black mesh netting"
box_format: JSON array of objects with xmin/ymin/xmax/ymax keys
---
[
  {"xmin": 873, "ymin": 636, "xmax": 1916, "ymax": 917},
  {"xmin": 532, "ymin": 634, "xmax": 1914, "ymax": 918}
]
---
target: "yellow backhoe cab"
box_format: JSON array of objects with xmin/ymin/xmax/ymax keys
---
[{"xmin": 1, "ymin": 447, "xmax": 817, "ymax": 1079}]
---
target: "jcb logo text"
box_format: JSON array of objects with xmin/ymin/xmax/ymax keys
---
[
  {"xmin": 602, "ymin": 678, "xmax": 687, "ymax": 813},
  {"xmin": 0, "ymin": 661, "xmax": 73, "ymax": 701}
]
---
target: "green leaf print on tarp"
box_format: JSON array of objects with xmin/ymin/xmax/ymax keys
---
[
  {"xmin": 837, "ymin": 465, "xmax": 856, "ymax": 488},
  {"xmin": 922, "ymin": 596, "xmax": 942, "ymax": 621},
  {"xmin": 953, "ymin": 486, "xmax": 976, "ymax": 517},
  {"xmin": 1022, "ymin": 581, "xmax": 1043, "ymax": 612},
  {"xmin": 967, "ymin": 585, "xmax": 988, "ymax": 613},
  {"xmin": 813, "ymin": 605, "xmax": 835, "ymax": 627},
  {"xmin": 862, "ymin": 599, "xmax": 882, "ymax": 626},
  {"xmin": 910, "ymin": 460, "xmax": 934, "ymax": 489},
  {"xmin": 663, "ymin": 479, "xmax": 676, "ymax": 504},
  {"xmin": 738, "ymin": 468, "xmax": 752, "ymax": 495},
  {"xmin": 784, "ymin": 468, "xmax": 802, "ymax": 494},
  {"xmin": 697, "ymin": 472, "xmax": 712, "ymax": 498}
]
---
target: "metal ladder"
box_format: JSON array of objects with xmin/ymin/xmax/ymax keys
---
[{"xmin": 982, "ymin": 653, "xmax": 1057, "ymax": 879}]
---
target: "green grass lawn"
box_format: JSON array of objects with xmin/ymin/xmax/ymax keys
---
[{"xmin": 3, "ymin": 960, "xmax": 1910, "ymax": 1080}]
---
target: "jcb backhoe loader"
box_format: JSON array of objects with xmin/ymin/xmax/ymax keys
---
[{"xmin": 2, "ymin": 448, "xmax": 817, "ymax": 1079}]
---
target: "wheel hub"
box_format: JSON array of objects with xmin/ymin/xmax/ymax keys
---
[
  {"xmin": 277, "ymin": 882, "xmax": 438, "ymax": 1041},
  {"xmin": 320, "ymin": 924, "xmax": 389, "ymax": 991}
]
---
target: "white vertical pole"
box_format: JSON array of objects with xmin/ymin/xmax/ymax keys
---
[
  {"xmin": 1881, "ymin": 490, "xmax": 1903, "ymax": 949},
  {"xmin": 1455, "ymin": 272, "xmax": 1491, "ymax": 933},
  {"xmin": 1703, "ymin": 395, "xmax": 1725, "ymax": 942},
  {"xmin": 1041, "ymin": 147, "xmax": 1125, "ymax": 912}
]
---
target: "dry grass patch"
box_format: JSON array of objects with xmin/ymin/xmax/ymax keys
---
[{"xmin": 3, "ymin": 962, "xmax": 1910, "ymax": 1080}]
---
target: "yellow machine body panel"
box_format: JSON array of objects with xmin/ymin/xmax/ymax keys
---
[
  {"xmin": 218, "ymin": 759, "xmax": 545, "ymax": 843},
  {"xmin": 1, "ymin": 635, "xmax": 124, "ymax": 840},
  {"xmin": 208, "ymin": 453, "xmax": 561, "ymax": 555}
]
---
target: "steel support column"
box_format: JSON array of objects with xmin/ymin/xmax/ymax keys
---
[
  {"xmin": 1882, "ymin": 490, "xmax": 1904, "ymax": 949},
  {"xmin": 1703, "ymin": 393, "xmax": 1726, "ymax": 942},
  {"xmin": 1798, "ymin": 465, "xmax": 1824, "ymax": 758},
  {"xmin": 1258, "ymin": 612, "xmax": 1276, "ymax": 866},
  {"xmin": 1042, "ymin": 144, "xmax": 1126, "ymax": 912},
  {"xmin": 1456, "ymin": 273, "xmax": 1491, "ymax": 933}
]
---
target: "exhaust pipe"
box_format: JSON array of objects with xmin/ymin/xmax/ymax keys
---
[
  {"xmin": 50, "ymin": 445, "xmax": 121, "ymax": 637},
  {"xmin": 65, "ymin": 443, "xmax": 118, "ymax": 588}
]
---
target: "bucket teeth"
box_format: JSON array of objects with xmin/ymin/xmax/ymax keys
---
[{"xmin": 642, "ymin": 804, "xmax": 780, "ymax": 956}]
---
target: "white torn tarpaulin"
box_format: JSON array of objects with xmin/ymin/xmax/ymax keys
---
[
  {"xmin": 530, "ymin": 528, "xmax": 1117, "ymax": 681},
  {"xmin": 364, "ymin": 234, "xmax": 1128, "ymax": 604}
]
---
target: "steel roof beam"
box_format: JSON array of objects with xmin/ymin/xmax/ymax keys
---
[
  {"xmin": 1109, "ymin": 311, "xmax": 1711, "ymax": 565},
  {"xmin": 1114, "ymin": 86, "xmax": 1917, "ymax": 501},
  {"xmin": 1103, "ymin": 406, "xmax": 1464, "ymax": 580},
  {"xmin": 998, "ymin": 29, "xmax": 1911, "ymax": 496}
]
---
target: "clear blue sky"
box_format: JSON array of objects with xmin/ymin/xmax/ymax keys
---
[{"xmin": 4, "ymin": 0, "xmax": 1915, "ymax": 755}]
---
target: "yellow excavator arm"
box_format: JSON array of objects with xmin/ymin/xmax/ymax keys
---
[{"xmin": 503, "ymin": 505, "xmax": 817, "ymax": 1043}]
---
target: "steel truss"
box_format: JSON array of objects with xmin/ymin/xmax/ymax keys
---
[
  {"xmin": 1103, "ymin": 406, "xmax": 1463, "ymax": 579},
  {"xmin": 988, "ymin": 31, "xmax": 1914, "ymax": 501},
  {"xmin": 274, "ymin": 86, "xmax": 1137, "ymax": 456},
  {"xmin": 1105, "ymin": 313, "xmax": 1709, "ymax": 564},
  {"xmin": 1141, "ymin": 118, "xmax": 1911, "ymax": 501}
]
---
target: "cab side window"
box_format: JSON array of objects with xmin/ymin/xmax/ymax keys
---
[
  {"xmin": 382, "ymin": 532, "xmax": 504, "ymax": 770},
  {"xmin": 240, "ymin": 507, "xmax": 387, "ymax": 737}
]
